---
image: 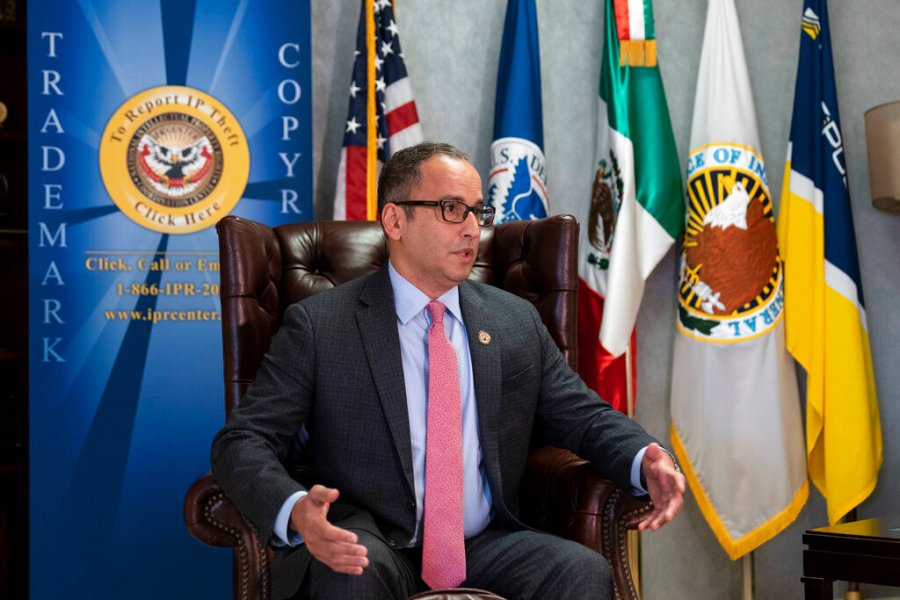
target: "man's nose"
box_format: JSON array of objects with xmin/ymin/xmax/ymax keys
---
[{"xmin": 462, "ymin": 209, "xmax": 481, "ymax": 235}]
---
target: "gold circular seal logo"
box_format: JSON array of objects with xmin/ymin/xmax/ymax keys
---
[
  {"xmin": 676, "ymin": 143, "xmax": 784, "ymax": 343},
  {"xmin": 100, "ymin": 85, "xmax": 249, "ymax": 234}
]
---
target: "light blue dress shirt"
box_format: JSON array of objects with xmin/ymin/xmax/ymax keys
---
[
  {"xmin": 388, "ymin": 262, "xmax": 493, "ymax": 544},
  {"xmin": 272, "ymin": 262, "xmax": 648, "ymax": 546}
]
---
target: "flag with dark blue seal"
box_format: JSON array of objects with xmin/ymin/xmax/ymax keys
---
[{"xmin": 488, "ymin": 0, "xmax": 548, "ymax": 223}]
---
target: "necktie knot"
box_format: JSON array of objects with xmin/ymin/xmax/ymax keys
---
[{"xmin": 426, "ymin": 300, "xmax": 446, "ymax": 327}]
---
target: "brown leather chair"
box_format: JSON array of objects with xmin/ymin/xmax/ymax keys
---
[{"xmin": 184, "ymin": 214, "xmax": 650, "ymax": 600}]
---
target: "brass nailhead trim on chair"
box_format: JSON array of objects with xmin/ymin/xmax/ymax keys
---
[
  {"xmin": 602, "ymin": 489, "xmax": 653, "ymax": 600},
  {"xmin": 203, "ymin": 492, "xmax": 272, "ymax": 600},
  {"xmin": 247, "ymin": 520, "xmax": 270, "ymax": 600}
]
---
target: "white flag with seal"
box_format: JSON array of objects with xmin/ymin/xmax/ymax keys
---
[{"xmin": 669, "ymin": 0, "xmax": 808, "ymax": 559}]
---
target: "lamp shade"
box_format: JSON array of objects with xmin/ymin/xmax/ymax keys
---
[{"xmin": 864, "ymin": 99, "xmax": 900, "ymax": 214}]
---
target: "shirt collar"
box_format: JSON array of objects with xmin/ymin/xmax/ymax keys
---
[{"xmin": 388, "ymin": 261, "xmax": 462, "ymax": 326}]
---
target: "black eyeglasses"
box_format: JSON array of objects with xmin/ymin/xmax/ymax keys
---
[{"xmin": 392, "ymin": 199, "xmax": 495, "ymax": 227}]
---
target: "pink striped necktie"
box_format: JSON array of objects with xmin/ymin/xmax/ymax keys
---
[{"xmin": 421, "ymin": 300, "xmax": 466, "ymax": 590}]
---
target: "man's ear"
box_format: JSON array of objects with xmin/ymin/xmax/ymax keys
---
[
  {"xmin": 381, "ymin": 202, "xmax": 406, "ymax": 242},
  {"xmin": 381, "ymin": 203, "xmax": 403, "ymax": 241}
]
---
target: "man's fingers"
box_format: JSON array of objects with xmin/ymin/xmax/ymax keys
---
[
  {"xmin": 309, "ymin": 537, "xmax": 369, "ymax": 574},
  {"xmin": 313, "ymin": 543, "xmax": 368, "ymax": 575},
  {"xmin": 328, "ymin": 548, "xmax": 370, "ymax": 568},
  {"xmin": 638, "ymin": 508, "xmax": 662, "ymax": 531},
  {"xmin": 320, "ymin": 546, "xmax": 369, "ymax": 565},
  {"xmin": 638, "ymin": 507, "xmax": 669, "ymax": 531},
  {"xmin": 638, "ymin": 493, "xmax": 683, "ymax": 531},
  {"xmin": 637, "ymin": 477, "xmax": 684, "ymax": 531},
  {"xmin": 320, "ymin": 538, "xmax": 368, "ymax": 559},
  {"xmin": 637, "ymin": 514, "xmax": 654, "ymax": 531},
  {"xmin": 311, "ymin": 520, "xmax": 360, "ymax": 545}
]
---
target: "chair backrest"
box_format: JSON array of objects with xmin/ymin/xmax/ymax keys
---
[{"xmin": 216, "ymin": 215, "xmax": 579, "ymax": 415}]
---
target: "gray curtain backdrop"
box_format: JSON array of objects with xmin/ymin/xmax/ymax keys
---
[{"xmin": 310, "ymin": 2, "xmax": 900, "ymax": 598}]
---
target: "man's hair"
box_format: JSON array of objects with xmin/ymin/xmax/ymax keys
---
[{"xmin": 377, "ymin": 142, "xmax": 470, "ymax": 217}]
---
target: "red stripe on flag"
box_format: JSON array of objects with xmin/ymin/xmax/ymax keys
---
[
  {"xmin": 613, "ymin": 0, "xmax": 631, "ymax": 40},
  {"xmin": 345, "ymin": 145, "xmax": 369, "ymax": 221},
  {"xmin": 577, "ymin": 278, "xmax": 635, "ymax": 414},
  {"xmin": 386, "ymin": 101, "xmax": 420, "ymax": 136},
  {"xmin": 530, "ymin": 174, "xmax": 547, "ymax": 197}
]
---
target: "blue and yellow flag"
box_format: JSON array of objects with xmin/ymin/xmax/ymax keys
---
[{"xmin": 777, "ymin": 0, "xmax": 882, "ymax": 525}]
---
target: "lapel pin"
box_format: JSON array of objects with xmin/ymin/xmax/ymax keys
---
[{"xmin": 477, "ymin": 330, "xmax": 491, "ymax": 345}]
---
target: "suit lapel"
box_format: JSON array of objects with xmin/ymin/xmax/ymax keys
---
[
  {"xmin": 459, "ymin": 282, "xmax": 504, "ymax": 493},
  {"xmin": 356, "ymin": 267, "xmax": 416, "ymax": 496}
]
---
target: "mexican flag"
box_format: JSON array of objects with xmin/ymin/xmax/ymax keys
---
[{"xmin": 578, "ymin": 0, "xmax": 682, "ymax": 414}]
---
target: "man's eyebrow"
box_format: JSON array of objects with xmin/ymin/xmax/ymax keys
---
[{"xmin": 438, "ymin": 195, "xmax": 485, "ymax": 206}]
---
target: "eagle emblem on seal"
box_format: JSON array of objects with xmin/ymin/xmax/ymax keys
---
[
  {"xmin": 138, "ymin": 132, "xmax": 214, "ymax": 193},
  {"xmin": 677, "ymin": 144, "xmax": 784, "ymax": 342}
]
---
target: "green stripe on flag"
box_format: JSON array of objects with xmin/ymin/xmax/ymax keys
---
[
  {"xmin": 642, "ymin": 0, "xmax": 655, "ymax": 39},
  {"xmin": 600, "ymin": 0, "xmax": 681, "ymax": 239}
]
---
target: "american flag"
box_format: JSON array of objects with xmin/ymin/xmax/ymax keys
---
[{"xmin": 333, "ymin": 0, "xmax": 423, "ymax": 221}]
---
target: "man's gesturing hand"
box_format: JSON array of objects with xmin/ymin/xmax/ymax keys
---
[
  {"xmin": 637, "ymin": 443, "xmax": 686, "ymax": 532},
  {"xmin": 290, "ymin": 485, "xmax": 369, "ymax": 575}
]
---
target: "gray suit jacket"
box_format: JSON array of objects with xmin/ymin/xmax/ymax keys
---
[{"xmin": 211, "ymin": 265, "xmax": 655, "ymax": 598}]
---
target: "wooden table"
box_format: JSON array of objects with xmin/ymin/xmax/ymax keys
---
[{"xmin": 803, "ymin": 515, "xmax": 900, "ymax": 599}]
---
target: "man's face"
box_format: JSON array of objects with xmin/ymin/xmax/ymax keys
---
[{"xmin": 383, "ymin": 155, "xmax": 484, "ymax": 299}]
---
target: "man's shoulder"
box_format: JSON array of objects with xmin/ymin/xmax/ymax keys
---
[
  {"xmin": 461, "ymin": 279, "xmax": 538, "ymax": 315},
  {"xmin": 291, "ymin": 268, "xmax": 385, "ymax": 314}
]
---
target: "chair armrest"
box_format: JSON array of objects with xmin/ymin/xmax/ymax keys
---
[
  {"xmin": 520, "ymin": 446, "xmax": 651, "ymax": 600},
  {"xmin": 184, "ymin": 473, "xmax": 251, "ymax": 547},
  {"xmin": 184, "ymin": 473, "xmax": 273, "ymax": 600}
]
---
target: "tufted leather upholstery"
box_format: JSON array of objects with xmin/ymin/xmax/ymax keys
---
[{"xmin": 184, "ymin": 215, "xmax": 649, "ymax": 600}]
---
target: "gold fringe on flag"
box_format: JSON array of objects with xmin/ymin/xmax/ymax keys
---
[{"xmin": 619, "ymin": 39, "xmax": 657, "ymax": 67}]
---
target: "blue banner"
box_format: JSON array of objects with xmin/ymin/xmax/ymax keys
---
[
  {"xmin": 27, "ymin": 1, "xmax": 311, "ymax": 597},
  {"xmin": 488, "ymin": 0, "xmax": 548, "ymax": 223}
]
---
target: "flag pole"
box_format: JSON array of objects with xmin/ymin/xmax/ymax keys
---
[
  {"xmin": 843, "ymin": 508, "xmax": 863, "ymax": 600},
  {"xmin": 625, "ymin": 340, "xmax": 641, "ymax": 596},
  {"xmin": 625, "ymin": 334, "xmax": 635, "ymax": 419},
  {"xmin": 742, "ymin": 553, "xmax": 754, "ymax": 600},
  {"xmin": 364, "ymin": 0, "xmax": 377, "ymax": 220}
]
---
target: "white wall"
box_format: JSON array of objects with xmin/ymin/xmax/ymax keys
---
[{"xmin": 311, "ymin": 2, "xmax": 900, "ymax": 598}]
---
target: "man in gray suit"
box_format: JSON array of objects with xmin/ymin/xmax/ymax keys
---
[{"xmin": 211, "ymin": 142, "xmax": 685, "ymax": 600}]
